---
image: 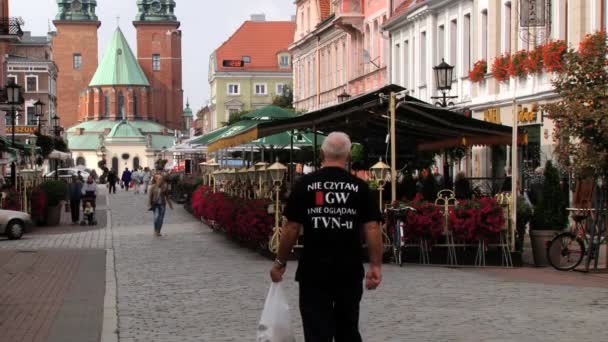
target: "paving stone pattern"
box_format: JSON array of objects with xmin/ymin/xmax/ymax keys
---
[{"xmin": 108, "ymin": 190, "xmax": 608, "ymax": 342}]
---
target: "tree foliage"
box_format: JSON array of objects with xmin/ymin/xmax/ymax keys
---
[
  {"xmin": 544, "ymin": 31, "xmax": 608, "ymax": 178},
  {"xmin": 222, "ymin": 110, "xmax": 250, "ymax": 127},
  {"xmin": 272, "ymin": 85, "xmax": 294, "ymax": 109},
  {"xmin": 530, "ymin": 161, "xmax": 568, "ymax": 230},
  {"xmin": 35, "ymin": 133, "xmax": 55, "ymax": 157}
]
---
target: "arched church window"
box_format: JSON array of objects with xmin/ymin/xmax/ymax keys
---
[
  {"xmin": 133, "ymin": 157, "xmax": 140, "ymax": 170},
  {"xmin": 117, "ymin": 91, "xmax": 125, "ymax": 120},
  {"xmin": 104, "ymin": 92, "xmax": 110, "ymax": 118},
  {"xmin": 133, "ymin": 92, "xmax": 138, "ymax": 117},
  {"xmin": 76, "ymin": 157, "xmax": 86, "ymax": 166},
  {"xmin": 112, "ymin": 157, "xmax": 119, "ymax": 171}
]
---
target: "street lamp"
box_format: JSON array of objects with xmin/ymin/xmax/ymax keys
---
[
  {"xmin": 33, "ymin": 99, "xmax": 45, "ymax": 133},
  {"xmin": 267, "ymin": 160, "xmax": 287, "ymax": 252},
  {"xmin": 5, "ymin": 82, "xmax": 23, "ymax": 187},
  {"xmin": 370, "ymin": 158, "xmax": 391, "ymax": 212},
  {"xmin": 337, "ymin": 89, "xmax": 351, "ymax": 103},
  {"xmin": 431, "ymin": 58, "xmax": 458, "ymax": 108},
  {"xmin": 255, "ymin": 161, "xmax": 269, "ymax": 198},
  {"xmin": 51, "ymin": 114, "xmax": 63, "ymax": 180}
]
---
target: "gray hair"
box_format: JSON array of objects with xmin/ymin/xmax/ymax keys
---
[{"xmin": 321, "ymin": 132, "xmax": 352, "ymax": 160}]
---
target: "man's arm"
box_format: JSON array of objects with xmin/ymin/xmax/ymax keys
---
[
  {"xmin": 364, "ymin": 220, "xmax": 383, "ymax": 290},
  {"xmin": 364, "ymin": 221, "xmax": 382, "ymax": 266},
  {"xmin": 270, "ymin": 220, "xmax": 301, "ymax": 282}
]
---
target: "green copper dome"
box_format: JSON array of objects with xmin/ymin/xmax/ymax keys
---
[
  {"xmin": 56, "ymin": 0, "xmax": 98, "ymax": 21},
  {"xmin": 135, "ymin": 0, "xmax": 178, "ymax": 22},
  {"xmin": 89, "ymin": 28, "xmax": 150, "ymax": 87},
  {"xmin": 182, "ymin": 100, "xmax": 193, "ymax": 118}
]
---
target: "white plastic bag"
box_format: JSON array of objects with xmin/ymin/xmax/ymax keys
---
[{"xmin": 257, "ymin": 282, "xmax": 295, "ymax": 342}]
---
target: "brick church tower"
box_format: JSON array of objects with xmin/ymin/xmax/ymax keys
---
[
  {"xmin": 53, "ymin": 0, "xmax": 100, "ymax": 128},
  {"xmin": 133, "ymin": 0, "xmax": 183, "ymax": 130}
]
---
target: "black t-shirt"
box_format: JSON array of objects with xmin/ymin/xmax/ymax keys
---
[{"xmin": 284, "ymin": 167, "xmax": 381, "ymax": 283}]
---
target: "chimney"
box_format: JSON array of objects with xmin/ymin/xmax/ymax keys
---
[{"xmin": 250, "ymin": 14, "xmax": 266, "ymax": 22}]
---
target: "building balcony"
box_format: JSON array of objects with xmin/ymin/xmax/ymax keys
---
[
  {"xmin": 335, "ymin": 0, "xmax": 364, "ymax": 33},
  {"xmin": 0, "ymin": 17, "xmax": 24, "ymax": 40}
]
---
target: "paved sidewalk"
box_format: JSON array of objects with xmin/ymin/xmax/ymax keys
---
[{"xmin": 107, "ymin": 190, "xmax": 608, "ymax": 342}]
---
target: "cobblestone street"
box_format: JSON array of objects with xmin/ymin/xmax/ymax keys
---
[
  {"xmin": 107, "ymin": 189, "xmax": 608, "ymax": 342},
  {"xmin": 1, "ymin": 186, "xmax": 608, "ymax": 341}
]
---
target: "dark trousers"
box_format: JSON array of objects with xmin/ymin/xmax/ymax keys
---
[
  {"xmin": 124, "ymin": 181, "xmax": 130, "ymax": 191},
  {"xmin": 70, "ymin": 199, "xmax": 80, "ymax": 223},
  {"xmin": 109, "ymin": 182, "xmax": 116, "ymax": 194},
  {"xmin": 299, "ymin": 280, "xmax": 363, "ymax": 342}
]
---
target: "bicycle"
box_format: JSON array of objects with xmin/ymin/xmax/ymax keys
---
[
  {"xmin": 547, "ymin": 208, "xmax": 607, "ymax": 271},
  {"xmin": 385, "ymin": 206, "xmax": 416, "ymax": 266}
]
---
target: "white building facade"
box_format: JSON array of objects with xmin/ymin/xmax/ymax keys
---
[{"xmin": 385, "ymin": 0, "xmax": 607, "ymax": 179}]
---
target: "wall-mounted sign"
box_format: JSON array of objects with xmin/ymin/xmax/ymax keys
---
[
  {"xmin": 519, "ymin": 0, "xmax": 547, "ymax": 28},
  {"xmin": 483, "ymin": 108, "xmax": 501, "ymax": 124},
  {"xmin": 6, "ymin": 126, "xmax": 37, "ymax": 134},
  {"xmin": 517, "ymin": 104, "xmax": 540, "ymax": 124},
  {"xmin": 222, "ymin": 60, "xmax": 244, "ymax": 68}
]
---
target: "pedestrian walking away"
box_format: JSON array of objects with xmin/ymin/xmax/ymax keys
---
[
  {"xmin": 132, "ymin": 168, "xmax": 142, "ymax": 194},
  {"xmin": 121, "ymin": 167, "xmax": 132, "ymax": 192},
  {"xmin": 68, "ymin": 175, "xmax": 83, "ymax": 224},
  {"xmin": 143, "ymin": 167, "xmax": 152, "ymax": 194},
  {"xmin": 107, "ymin": 169, "xmax": 118, "ymax": 194},
  {"xmin": 269, "ymin": 132, "xmax": 383, "ymax": 342},
  {"xmin": 148, "ymin": 173, "xmax": 173, "ymax": 236}
]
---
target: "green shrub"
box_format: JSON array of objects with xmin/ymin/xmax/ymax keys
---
[
  {"xmin": 40, "ymin": 180, "xmax": 68, "ymax": 207},
  {"xmin": 531, "ymin": 161, "xmax": 568, "ymax": 230}
]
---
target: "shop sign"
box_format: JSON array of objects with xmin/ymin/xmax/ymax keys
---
[
  {"xmin": 483, "ymin": 108, "xmax": 501, "ymax": 124},
  {"xmin": 519, "ymin": 0, "xmax": 547, "ymax": 27},
  {"xmin": 517, "ymin": 104, "xmax": 540, "ymax": 125},
  {"xmin": 5, "ymin": 126, "xmax": 37, "ymax": 134}
]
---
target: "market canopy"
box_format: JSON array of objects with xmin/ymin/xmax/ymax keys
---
[
  {"xmin": 208, "ymin": 84, "xmax": 523, "ymax": 156},
  {"xmin": 241, "ymin": 105, "xmax": 297, "ymax": 121}
]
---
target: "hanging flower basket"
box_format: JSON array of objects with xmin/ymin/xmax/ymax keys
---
[
  {"xmin": 524, "ymin": 46, "xmax": 544, "ymax": 75},
  {"xmin": 542, "ymin": 40, "xmax": 567, "ymax": 73},
  {"xmin": 491, "ymin": 53, "xmax": 511, "ymax": 82},
  {"xmin": 508, "ymin": 50, "xmax": 528, "ymax": 78},
  {"xmin": 468, "ymin": 60, "xmax": 488, "ymax": 83}
]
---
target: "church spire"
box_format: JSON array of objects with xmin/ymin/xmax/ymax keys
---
[
  {"xmin": 56, "ymin": 0, "xmax": 99, "ymax": 21},
  {"xmin": 135, "ymin": 0, "xmax": 178, "ymax": 22}
]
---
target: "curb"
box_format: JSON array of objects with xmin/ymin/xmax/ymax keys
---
[{"xmin": 101, "ymin": 188, "xmax": 119, "ymax": 342}]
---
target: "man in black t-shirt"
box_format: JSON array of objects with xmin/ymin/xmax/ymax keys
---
[{"xmin": 270, "ymin": 132, "xmax": 383, "ymax": 342}]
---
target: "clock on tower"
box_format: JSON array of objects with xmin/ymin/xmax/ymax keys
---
[
  {"xmin": 135, "ymin": 0, "xmax": 177, "ymax": 22},
  {"xmin": 56, "ymin": 0, "xmax": 98, "ymax": 21}
]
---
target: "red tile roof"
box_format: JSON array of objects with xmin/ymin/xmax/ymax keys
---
[
  {"xmin": 216, "ymin": 21, "xmax": 296, "ymax": 72},
  {"xmin": 319, "ymin": 0, "xmax": 331, "ymax": 20}
]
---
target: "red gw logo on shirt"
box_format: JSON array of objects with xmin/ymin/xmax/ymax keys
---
[{"xmin": 315, "ymin": 192, "xmax": 324, "ymax": 206}]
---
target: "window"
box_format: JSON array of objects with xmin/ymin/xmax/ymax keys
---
[
  {"xmin": 152, "ymin": 54, "xmax": 161, "ymax": 71},
  {"xmin": 133, "ymin": 92, "xmax": 138, "ymax": 117},
  {"xmin": 279, "ymin": 55, "xmax": 290, "ymax": 67},
  {"xmin": 404, "ymin": 40, "xmax": 409, "ymax": 89},
  {"xmin": 133, "ymin": 157, "xmax": 140, "ymax": 170},
  {"xmin": 464, "ymin": 14, "xmax": 472, "ymax": 74},
  {"xmin": 504, "ymin": 2, "xmax": 511, "ymax": 53},
  {"xmin": 255, "ymin": 83, "xmax": 267, "ymax": 95},
  {"xmin": 73, "ymin": 54, "xmax": 82, "ymax": 70},
  {"xmin": 112, "ymin": 157, "xmax": 119, "ymax": 171},
  {"xmin": 76, "ymin": 157, "xmax": 86, "ymax": 166},
  {"xmin": 276, "ymin": 83, "xmax": 285, "ymax": 96},
  {"xmin": 243, "ymin": 56, "xmax": 251, "ymax": 63},
  {"xmin": 104, "ymin": 92, "xmax": 110, "ymax": 117},
  {"xmin": 7, "ymin": 75, "xmax": 17, "ymax": 85},
  {"xmin": 420, "ymin": 32, "xmax": 427, "ymax": 85},
  {"xmin": 117, "ymin": 91, "xmax": 125, "ymax": 119},
  {"xmin": 481, "ymin": 10, "xmax": 488, "ymax": 62},
  {"xmin": 26, "ymin": 106, "xmax": 35, "ymax": 126},
  {"xmin": 438, "ymin": 25, "xmax": 445, "ymax": 63},
  {"xmin": 450, "ymin": 19, "xmax": 458, "ymax": 78},
  {"xmin": 26, "ymin": 76, "xmax": 37, "ymax": 92},
  {"xmin": 227, "ymin": 83, "xmax": 240, "ymax": 95},
  {"xmin": 394, "ymin": 44, "xmax": 401, "ymax": 85}
]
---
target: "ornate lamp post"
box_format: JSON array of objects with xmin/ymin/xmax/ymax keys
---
[
  {"xmin": 337, "ymin": 89, "xmax": 351, "ymax": 103},
  {"xmin": 431, "ymin": 59, "xmax": 458, "ymax": 108},
  {"xmin": 247, "ymin": 166, "xmax": 257, "ymax": 199},
  {"xmin": 370, "ymin": 158, "xmax": 391, "ymax": 212},
  {"xmin": 267, "ymin": 160, "xmax": 287, "ymax": 237},
  {"xmin": 51, "ymin": 114, "xmax": 63, "ymax": 180},
  {"xmin": 33, "ymin": 99, "xmax": 45, "ymax": 133},
  {"xmin": 5, "ymin": 82, "xmax": 23, "ymax": 187},
  {"xmin": 255, "ymin": 161, "xmax": 269, "ymax": 198},
  {"xmin": 206, "ymin": 161, "xmax": 219, "ymax": 188}
]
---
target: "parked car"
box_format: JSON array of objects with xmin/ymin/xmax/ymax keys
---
[
  {"xmin": 0, "ymin": 209, "xmax": 32, "ymax": 240},
  {"xmin": 45, "ymin": 168, "xmax": 90, "ymax": 180}
]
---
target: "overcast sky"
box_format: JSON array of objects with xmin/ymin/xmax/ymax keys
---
[{"xmin": 12, "ymin": 0, "xmax": 295, "ymax": 114}]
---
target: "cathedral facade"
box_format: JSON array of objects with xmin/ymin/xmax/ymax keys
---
[{"xmin": 53, "ymin": 0, "xmax": 184, "ymax": 130}]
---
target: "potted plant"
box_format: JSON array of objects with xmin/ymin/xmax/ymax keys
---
[
  {"xmin": 529, "ymin": 161, "xmax": 568, "ymax": 266},
  {"xmin": 39, "ymin": 180, "xmax": 68, "ymax": 226},
  {"xmin": 491, "ymin": 53, "xmax": 511, "ymax": 82},
  {"xmin": 468, "ymin": 60, "xmax": 487, "ymax": 83}
]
